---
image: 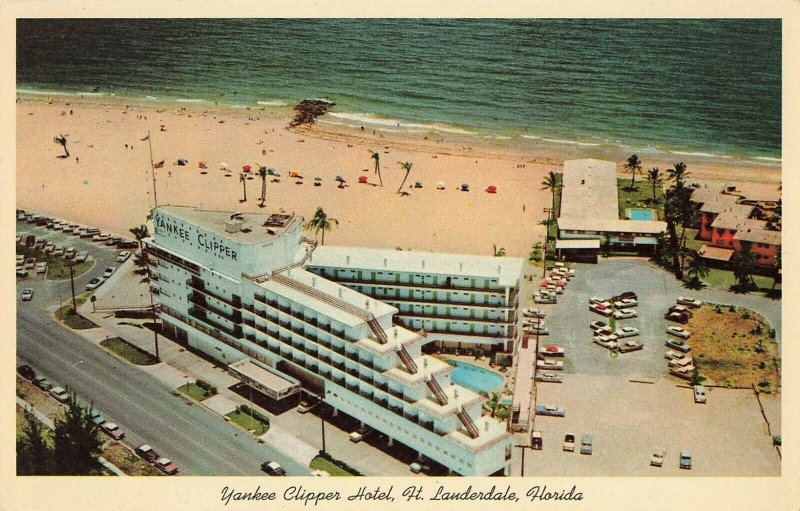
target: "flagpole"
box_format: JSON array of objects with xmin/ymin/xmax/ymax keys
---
[{"xmin": 147, "ymin": 130, "xmax": 158, "ymax": 208}]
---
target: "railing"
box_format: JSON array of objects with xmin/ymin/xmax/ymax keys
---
[
  {"xmin": 145, "ymin": 244, "xmax": 200, "ymax": 275},
  {"xmin": 379, "ymin": 296, "xmax": 513, "ymax": 309},
  {"xmin": 366, "ymin": 317, "xmax": 389, "ymax": 345},
  {"xmin": 396, "ymin": 310, "xmax": 514, "ymax": 324},
  {"xmin": 426, "ymin": 376, "xmax": 449, "ymax": 406},
  {"xmin": 188, "ymin": 293, "xmax": 242, "ymax": 324},
  {"xmin": 397, "ymin": 347, "xmax": 419, "ymax": 374},
  {"xmin": 312, "ymin": 272, "xmax": 505, "ymax": 293},
  {"xmin": 187, "ymin": 307, "xmax": 242, "ymax": 338},
  {"xmin": 186, "ymin": 278, "xmax": 242, "ymax": 308}
]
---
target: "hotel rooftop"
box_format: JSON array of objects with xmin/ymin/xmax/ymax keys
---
[{"xmin": 157, "ymin": 205, "xmax": 300, "ymax": 244}]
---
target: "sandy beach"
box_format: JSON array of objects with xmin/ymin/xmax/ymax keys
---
[{"xmin": 15, "ymin": 97, "xmax": 782, "ymax": 258}]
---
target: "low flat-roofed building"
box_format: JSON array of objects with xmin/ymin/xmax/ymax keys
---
[{"xmin": 557, "ymin": 159, "xmax": 666, "ymax": 258}]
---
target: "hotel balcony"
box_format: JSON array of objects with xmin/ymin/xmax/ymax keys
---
[
  {"xmin": 186, "ymin": 278, "xmax": 242, "ymax": 308},
  {"xmin": 145, "ymin": 244, "xmax": 200, "ymax": 275},
  {"xmin": 394, "ymin": 310, "xmax": 514, "ymax": 324},
  {"xmin": 187, "ymin": 292, "xmax": 242, "ymax": 324},
  {"xmin": 187, "ymin": 306, "xmax": 243, "ymax": 339},
  {"xmin": 316, "ymin": 272, "xmax": 504, "ymax": 293},
  {"xmin": 396, "ymin": 324, "xmax": 516, "ymax": 340},
  {"xmin": 379, "ymin": 296, "xmax": 514, "ymax": 310}
]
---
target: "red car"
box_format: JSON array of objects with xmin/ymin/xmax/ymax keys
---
[
  {"xmin": 135, "ymin": 445, "xmax": 161, "ymax": 463},
  {"xmin": 155, "ymin": 457, "xmax": 179, "ymax": 475},
  {"xmin": 100, "ymin": 422, "xmax": 125, "ymax": 440}
]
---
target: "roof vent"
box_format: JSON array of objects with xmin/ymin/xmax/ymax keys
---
[
  {"xmin": 365, "ymin": 300, "xmax": 370, "ymax": 310},
  {"xmin": 384, "ymin": 257, "xmax": 388, "ymax": 267},
  {"xmin": 459, "ymin": 262, "xmax": 463, "ymax": 271},
  {"xmin": 497, "ymin": 265, "xmax": 501, "ymax": 274},
  {"xmin": 454, "ymin": 388, "xmax": 458, "ymax": 398},
  {"xmin": 422, "ymin": 260, "xmax": 426, "ymax": 269},
  {"xmin": 394, "ymin": 329, "xmax": 398, "ymax": 339},
  {"xmin": 484, "ymin": 421, "xmax": 489, "ymax": 432},
  {"xmin": 225, "ymin": 218, "xmax": 243, "ymax": 233},
  {"xmin": 346, "ymin": 255, "xmax": 350, "ymax": 264}
]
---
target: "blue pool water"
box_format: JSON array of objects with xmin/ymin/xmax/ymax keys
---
[
  {"xmin": 628, "ymin": 208, "xmax": 656, "ymax": 221},
  {"xmin": 450, "ymin": 361, "xmax": 505, "ymax": 394}
]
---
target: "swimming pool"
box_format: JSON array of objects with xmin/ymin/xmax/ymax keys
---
[
  {"xmin": 449, "ymin": 361, "xmax": 505, "ymax": 393},
  {"xmin": 627, "ymin": 208, "xmax": 656, "ymax": 221}
]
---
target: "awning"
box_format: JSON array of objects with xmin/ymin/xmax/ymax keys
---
[
  {"xmin": 556, "ymin": 238, "xmax": 601, "ymax": 250},
  {"xmin": 227, "ymin": 359, "xmax": 300, "ymax": 400},
  {"xmin": 698, "ymin": 245, "xmax": 735, "ymax": 262}
]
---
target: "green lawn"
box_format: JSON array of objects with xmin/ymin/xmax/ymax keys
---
[
  {"xmin": 226, "ymin": 410, "xmax": 269, "ymax": 435},
  {"xmin": 100, "ymin": 337, "xmax": 158, "ymax": 365},
  {"xmin": 700, "ymin": 268, "xmax": 780, "ymax": 297},
  {"xmin": 178, "ymin": 383, "xmax": 213, "ymax": 402},
  {"xmin": 617, "ymin": 178, "xmax": 666, "ymax": 220},
  {"xmin": 55, "ymin": 297, "xmax": 98, "ymax": 330},
  {"xmin": 16, "ymin": 245, "xmax": 93, "ymax": 280},
  {"xmin": 309, "ymin": 456, "xmax": 356, "ymax": 476}
]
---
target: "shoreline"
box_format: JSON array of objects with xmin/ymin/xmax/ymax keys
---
[{"xmin": 16, "ymin": 90, "xmax": 783, "ymax": 178}]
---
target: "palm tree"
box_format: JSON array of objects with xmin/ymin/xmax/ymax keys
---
[
  {"xmin": 685, "ymin": 249, "xmax": 709, "ymax": 288},
  {"xmin": 541, "ymin": 171, "xmax": 558, "ymax": 221},
  {"xmin": 529, "ymin": 241, "xmax": 544, "ymax": 263},
  {"xmin": 257, "ymin": 166, "xmax": 268, "ymax": 207},
  {"xmin": 486, "ymin": 392, "xmax": 501, "ymax": 418},
  {"xmin": 668, "ymin": 162, "xmax": 689, "ymax": 187},
  {"xmin": 623, "ymin": 154, "xmax": 642, "ymax": 190},
  {"xmin": 304, "ymin": 207, "xmax": 339, "ymax": 246},
  {"xmin": 129, "ymin": 225, "xmax": 149, "ymax": 252},
  {"xmin": 239, "ymin": 172, "xmax": 247, "ymax": 202},
  {"xmin": 734, "ymin": 243, "xmax": 755, "ymax": 291},
  {"xmin": 129, "ymin": 224, "xmax": 151, "ymax": 280},
  {"xmin": 646, "ymin": 167, "xmax": 663, "ymax": 202},
  {"xmin": 370, "ymin": 151, "xmax": 383, "ymax": 187},
  {"xmin": 397, "ymin": 161, "xmax": 413, "ymax": 194},
  {"xmin": 493, "ymin": 244, "xmax": 506, "ymax": 257},
  {"xmin": 53, "ymin": 134, "xmax": 69, "ymax": 157}
]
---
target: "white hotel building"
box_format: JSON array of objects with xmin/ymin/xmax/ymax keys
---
[{"xmin": 145, "ymin": 205, "xmax": 518, "ymax": 476}]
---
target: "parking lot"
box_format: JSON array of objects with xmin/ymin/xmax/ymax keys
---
[{"xmin": 520, "ymin": 258, "xmax": 781, "ymax": 476}]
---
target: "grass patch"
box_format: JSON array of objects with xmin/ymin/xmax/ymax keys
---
[
  {"xmin": 698, "ymin": 268, "xmax": 779, "ymax": 297},
  {"xmin": 178, "ymin": 383, "xmax": 215, "ymax": 402},
  {"xmin": 55, "ymin": 299, "xmax": 98, "ymax": 330},
  {"xmin": 617, "ymin": 178, "xmax": 665, "ymax": 220},
  {"xmin": 310, "ymin": 456, "xmax": 357, "ymax": 476},
  {"xmin": 100, "ymin": 337, "xmax": 158, "ymax": 365},
  {"xmin": 16, "ymin": 244, "xmax": 93, "ymax": 280},
  {"xmin": 226, "ymin": 405, "xmax": 269, "ymax": 435},
  {"xmin": 101, "ymin": 442, "xmax": 163, "ymax": 476},
  {"xmin": 687, "ymin": 304, "xmax": 780, "ymax": 392}
]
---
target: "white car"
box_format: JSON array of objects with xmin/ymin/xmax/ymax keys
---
[
  {"xmin": 21, "ymin": 288, "xmax": 34, "ymax": 301},
  {"xmin": 668, "ymin": 356, "xmax": 694, "ymax": 368},
  {"xmin": 589, "ymin": 296, "xmax": 611, "ymax": 305},
  {"xmin": 536, "ymin": 359, "xmax": 564, "ymax": 370},
  {"xmin": 35, "ymin": 262, "xmax": 47, "ymax": 274},
  {"xmin": 589, "ymin": 303, "xmax": 613, "ymax": 316},
  {"xmin": 538, "ymin": 345, "xmax": 565, "ymax": 357},
  {"xmin": 615, "ymin": 326, "xmax": 639, "ymax": 338},
  {"xmin": 693, "ymin": 385, "xmax": 707, "ymax": 404},
  {"xmin": 49, "ymin": 386, "xmax": 70, "ymax": 403},
  {"xmin": 613, "ymin": 298, "xmax": 638, "ymax": 308},
  {"xmin": 667, "ymin": 326, "xmax": 691, "ymax": 339},
  {"xmin": 593, "ymin": 337, "xmax": 618, "ymax": 350},
  {"xmin": 85, "ymin": 277, "xmax": 104, "ymax": 290},
  {"xmin": 664, "ymin": 350, "xmax": 683, "ymax": 360},
  {"xmin": 75, "ymin": 251, "xmax": 89, "ymax": 263},
  {"xmin": 117, "ymin": 250, "xmax": 131, "ymax": 262},
  {"xmin": 522, "ymin": 308, "xmax": 546, "ymax": 319},
  {"xmin": 651, "ymin": 447, "xmax": 667, "ymax": 467},
  {"xmin": 613, "ymin": 308, "xmax": 637, "ymax": 319},
  {"xmin": 618, "ymin": 339, "xmax": 643, "ymax": 353},
  {"xmin": 677, "ymin": 297, "xmax": 703, "ymax": 308},
  {"xmin": 103, "ymin": 267, "xmax": 117, "ymax": 278},
  {"xmin": 590, "ymin": 320, "xmax": 608, "ymax": 331}
]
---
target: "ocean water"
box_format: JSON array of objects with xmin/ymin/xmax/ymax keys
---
[{"xmin": 17, "ymin": 19, "xmax": 781, "ymax": 161}]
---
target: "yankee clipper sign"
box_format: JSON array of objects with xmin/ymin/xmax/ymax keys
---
[{"xmin": 153, "ymin": 212, "xmax": 238, "ymax": 261}]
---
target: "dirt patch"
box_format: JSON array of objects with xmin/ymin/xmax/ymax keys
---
[
  {"xmin": 101, "ymin": 442, "xmax": 163, "ymax": 476},
  {"xmin": 688, "ymin": 304, "xmax": 780, "ymax": 392},
  {"xmin": 17, "ymin": 377, "xmax": 67, "ymax": 421}
]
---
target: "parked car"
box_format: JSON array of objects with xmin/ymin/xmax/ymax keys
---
[
  {"xmin": 36, "ymin": 262, "xmax": 47, "ymax": 274},
  {"xmin": 668, "ymin": 356, "xmax": 694, "ymax": 368},
  {"xmin": 593, "ymin": 337, "xmax": 618, "ymax": 350},
  {"xmin": 589, "ymin": 296, "xmax": 611, "ymax": 304},
  {"xmin": 45, "ymin": 242, "xmax": 55, "ymax": 252},
  {"xmin": 679, "ymin": 450, "xmax": 692, "ymax": 469},
  {"xmin": 535, "ymin": 371, "xmax": 563, "ymax": 383},
  {"xmin": 49, "ymin": 387, "xmax": 70, "ymax": 403},
  {"xmin": 665, "ymin": 339, "xmax": 692, "ymax": 353},
  {"xmin": 522, "ymin": 308, "xmax": 546, "ymax": 319},
  {"xmin": 53, "ymin": 246, "xmax": 65, "ymax": 256},
  {"xmin": 65, "ymin": 247, "xmax": 76, "ymax": 259},
  {"xmin": 651, "ymin": 447, "xmax": 667, "ymax": 467},
  {"xmin": 613, "ymin": 298, "xmax": 638, "ymax": 308},
  {"xmin": 17, "ymin": 268, "xmax": 29, "ymax": 278},
  {"xmin": 117, "ymin": 250, "xmax": 131, "ymax": 262},
  {"xmin": 665, "ymin": 311, "xmax": 690, "ymax": 324},
  {"xmin": 524, "ymin": 325, "xmax": 549, "ymax": 335},
  {"xmin": 21, "ymin": 288, "xmax": 34, "ymax": 301},
  {"xmin": 100, "ymin": 422, "xmax": 125, "ymax": 440},
  {"xmin": 536, "ymin": 359, "xmax": 564, "ymax": 370},
  {"xmin": 535, "ymin": 405, "xmax": 565, "ymax": 417},
  {"xmin": 17, "ymin": 364, "xmax": 36, "ymax": 380},
  {"xmin": 668, "ymin": 304, "xmax": 694, "ymax": 317},
  {"xmin": 34, "ymin": 376, "xmax": 53, "ymax": 391},
  {"xmin": 155, "ymin": 457, "xmax": 179, "ymax": 475},
  {"xmin": 618, "ymin": 340, "xmax": 644, "ymax": 353},
  {"xmin": 538, "ymin": 345, "xmax": 565, "ymax": 357},
  {"xmin": 86, "ymin": 277, "xmax": 104, "ymax": 290},
  {"xmin": 563, "ymin": 434, "xmax": 575, "ymax": 452},
  {"xmin": 25, "ymin": 257, "xmax": 36, "ymax": 269},
  {"xmin": 613, "ymin": 308, "xmax": 637, "ymax": 320},
  {"xmin": 693, "ymin": 385, "xmax": 707, "ymax": 404},
  {"xmin": 531, "ymin": 430, "xmax": 543, "ymax": 450},
  {"xmin": 580, "ymin": 435, "xmax": 593, "ymax": 455},
  {"xmin": 667, "ymin": 326, "xmax": 691, "ymax": 339},
  {"xmin": 297, "ymin": 400, "xmax": 318, "ymax": 414},
  {"xmin": 135, "ymin": 444, "xmax": 162, "ymax": 463},
  {"xmin": 677, "ymin": 297, "xmax": 702, "ymax": 308},
  {"xmin": 589, "ymin": 302, "xmax": 613, "ymax": 316},
  {"xmin": 261, "ymin": 461, "xmax": 286, "ymax": 476},
  {"xmin": 615, "ymin": 326, "xmax": 639, "ymax": 338},
  {"xmin": 664, "ymin": 350, "xmax": 683, "ymax": 360},
  {"xmin": 91, "ymin": 414, "xmax": 107, "ymax": 426},
  {"xmin": 590, "ymin": 320, "xmax": 608, "ymax": 331},
  {"xmin": 103, "ymin": 267, "xmax": 117, "ymax": 278},
  {"xmin": 75, "ymin": 251, "xmax": 89, "ymax": 263},
  {"xmin": 612, "ymin": 291, "xmax": 637, "ymax": 302}
]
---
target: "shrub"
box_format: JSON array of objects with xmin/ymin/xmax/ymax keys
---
[
  {"xmin": 316, "ymin": 451, "xmax": 363, "ymax": 476},
  {"xmin": 742, "ymin": 310, "xmax": 751, "ymax": 320},
  {"xmin": 715, "ymin": 305, "xmax": 722, "ymax": 314},
  {"xmin": 768, "ymin": 328, "xmax": 776, "ymax": 339},
  {"xmin": 728, "ymin": 305, "xmax": 736, "ymax": 312},
  {"xmin": 758, "ymin": 380, "xmax": 770, "ymax": 388}
]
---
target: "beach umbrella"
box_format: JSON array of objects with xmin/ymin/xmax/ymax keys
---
[
  {"xmin": 220, "ymin": 162, "xmax": 229, "ymax": 170},
  {"xmin": 243, "ymin": 164, "xmax": 252, "ymax": 172},
  {"xmin": 486, "ymin": 185, "xmax": 497, "ymax": 193},
  {"xmin": 177, "ymin": 158, "xmax": 188, "ymax": 166},
  {"xmin": 314, "ymin": 177, "xmax": 322, "ymax": 187},
  {"xmin": 335, "ymin": 175, "xmax": 345, "ymax": 182},
  {"xmin": 198, "ymin": 161, "xmax": 207, "ymax": 169},
  {"xmin": 314, "ymin": 177, "xmax": 322, "ymax": 182},
  {"xmin": 414, "ymin": 181, "xmax": 423, "ymax": 188},
  {"xmin": 539, "ymin": 280, "xmax": 549, "ymax": 287},
  {"xmin": 461, "ymin": 183, "xmax": 470, "ymax": 191},
  {"xmin": 358, "ymin": 175, "xmax": 368, "ymax": 184},
  {"xmin": 290, "ymin": 170, "xmax": 300, "ymax": 177},
  {"xmin": 436, "ymin": 182, "xmax": 445, "ymax": 190},
  {"xmin": 267, "ymin": 168, "xmax": 276, "ymax": 176}
]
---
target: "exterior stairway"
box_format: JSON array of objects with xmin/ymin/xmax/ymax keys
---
[
  {"xmin": 426, "ymin": 375, "xmax": 448, "ymax": 405},
  {"xmin": 456, "ymin": 409, "xmax": 481, "ymax": 439}
]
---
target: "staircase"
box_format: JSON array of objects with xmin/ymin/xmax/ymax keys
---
[
  {"xmin": 397, "ymin": 347, "xmax": 419, "ymax": 374},
  {"xmin": 456, "ymin": 409, "xmax": 480, "ymax": 439},
  {"xmin": 366, "ymin": 317, "xmax": 389, "ymax": 344},
  {"xmin": 426, "ymin": 376, "xmax": 448, "ymax": 405}
]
